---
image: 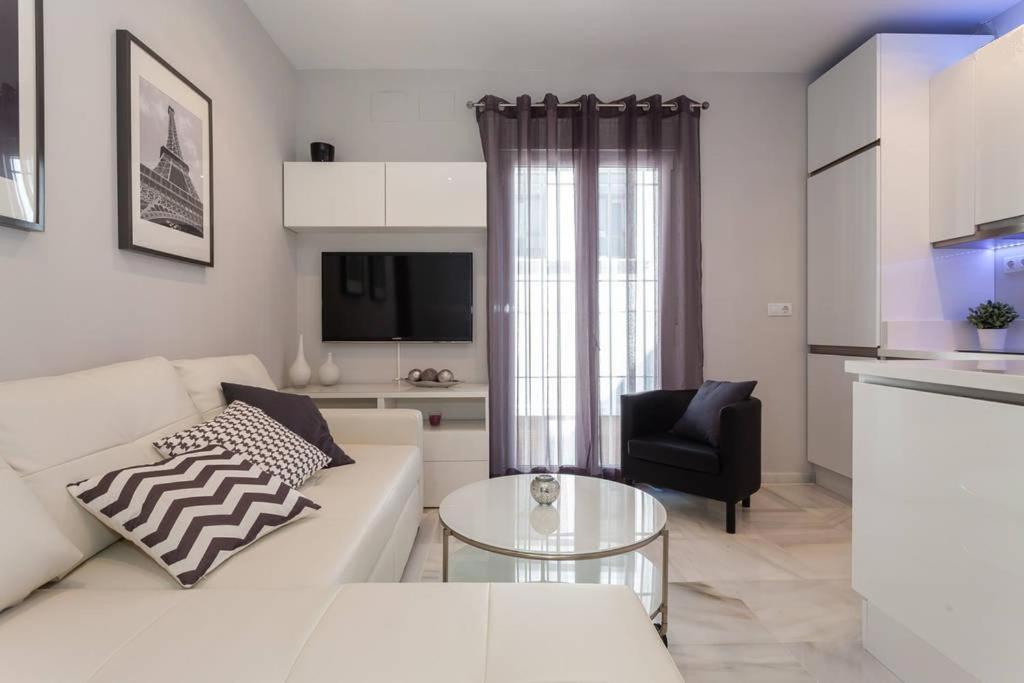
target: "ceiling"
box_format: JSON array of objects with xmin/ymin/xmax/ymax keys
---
[{"xmin": 244, "ymin": 0, "xmax": 1017, "ymax": 75}]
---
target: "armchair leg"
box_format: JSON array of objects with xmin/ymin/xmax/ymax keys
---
[
  {"xmin": 742, "ymin": 497, "xmax": 751, "ymax": 508},
  {"xmin": 726, "ymin": 502, "xmax": 736, "ymax": 534}
]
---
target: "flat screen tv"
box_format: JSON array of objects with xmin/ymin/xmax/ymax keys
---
[{"xmin": 322, "ymin": 252, "xmax": 473, "ymax": 342}]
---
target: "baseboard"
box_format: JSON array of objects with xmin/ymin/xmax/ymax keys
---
[
  {"xmin": 761, "ymin": 471, "xmax": 813, "ymax": 484},
  {"xmin": 811, "ymin": 464, "xmax": 852, "ymax": 502},
  {"xmin": 863, "ymin": 600, "xmax": 978, "ymax": 683}
]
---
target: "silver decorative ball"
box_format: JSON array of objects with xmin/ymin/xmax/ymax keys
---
[
  {"xmin": 437, "ymin": 368, "xmax": 455, "ymax": 383},
  {"xmin": 407, "ymin": 369, "xmax": 422, "ymax": 381},
  {"xmin": 421, "ymin": 368, "xmax": 439, "ymax": 382},
  {"xmin": 530, "ymin": 474, "xmax": 560, "ymax": 505}
]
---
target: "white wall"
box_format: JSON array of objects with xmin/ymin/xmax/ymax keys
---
[
  {"xmin": 0, "ymin": 0, "xmax": 297, "ymax": 383},
  {"xmin": 294, "ymin": 69, "xmax": 809, "ymax": 478}
]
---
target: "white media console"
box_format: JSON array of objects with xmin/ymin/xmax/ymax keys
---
[{"xmin": 286, "ymin": 383, "xmax": 489, "ymax": 506}]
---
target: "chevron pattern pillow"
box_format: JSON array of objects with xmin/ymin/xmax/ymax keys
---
[
  {"xmin": 67, "ymin": 445, "xmax": 320, "ymax": 588},
  {"xmin": 153, "ymin": 400, "xmax": 330, "ymax": 488}
]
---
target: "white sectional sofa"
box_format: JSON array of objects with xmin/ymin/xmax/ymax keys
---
[{"xmin": 0, "ymin": 355, "xmax": 683, "ymax": 682}]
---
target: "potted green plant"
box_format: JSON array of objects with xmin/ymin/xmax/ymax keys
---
[{"xmin": 967, "ymin": 300, "xmax": 1019, "ymax": 352}]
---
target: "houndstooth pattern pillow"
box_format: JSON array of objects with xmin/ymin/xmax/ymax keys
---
[{"xmin": 153, "ymin": 401, "xmax": 330, "ymax": 488}]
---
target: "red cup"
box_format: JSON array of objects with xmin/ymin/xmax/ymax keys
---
[{"xmin": 428, "ymin": 413, "xmax": 442, "ymax": 427}]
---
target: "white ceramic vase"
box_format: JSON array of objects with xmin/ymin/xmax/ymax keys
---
[
  {"xmin": 289, "ymin": 334, "xmax": 312, "ymax": 387},
  {"xmin": 977, "ymin": 328, "xmax": 1008, "ymax": 352},
  {"xmin": 318, "ymin": 352, "xmax": 341, "ymax": 386}
]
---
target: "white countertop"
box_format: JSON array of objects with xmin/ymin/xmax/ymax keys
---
[
  {"xmin": 284, "ymin": 382, "xmax": 489, "ymax": 399},
  {"xmin": 846, "ymin": 359, "xmax": 1024, "ymax": 395},
  {"xmin": 881, "ymin": 348, "xmax": 1024, "ymax": 361}
]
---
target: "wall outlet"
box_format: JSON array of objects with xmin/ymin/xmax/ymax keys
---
[
  {"xmin": 768, "ymin": 302, "xmax": 793, "ymax": 317},
  {"xmin": 1004, "ymin": 256, "xmax": 1024, "ymax": 274}
]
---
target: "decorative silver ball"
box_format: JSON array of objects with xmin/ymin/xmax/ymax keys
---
[
  {"xmin": 530, "ymin": 474, "xmax": 560, "ymax": 505},
  {"xmin": 407, "ymin": 369, "xmax": 422, "ymax": 381},
  {"xmin": 437, "ymin": 369, "xmax": 455, "ymax": 383},
  {"xmin": 421, "ymin": 368, "xmax": 439, "ymax": 382}
]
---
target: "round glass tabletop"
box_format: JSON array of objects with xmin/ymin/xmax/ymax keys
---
[{"xmin": 439, "ymin": 474, "xmax": 667, "ymax": 559}]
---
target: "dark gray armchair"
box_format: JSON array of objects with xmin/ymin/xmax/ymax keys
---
[{"xmin": 621, "ymin": 389, "xmax": 761, "ymax": 533}]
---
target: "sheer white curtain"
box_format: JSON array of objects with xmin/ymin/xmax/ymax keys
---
[
  {"xmin": 512, "ymin": 165, "xmax": 661, "ymax": 472},
  {"xmin": 478, "ymin": 93, "xmax": 703, "ymax": 478}
]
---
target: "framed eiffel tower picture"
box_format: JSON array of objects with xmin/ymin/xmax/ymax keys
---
[
  {"xmin": 0, "ymin": 0, "xmax": 44, "ymax": 232},
  {"xmin": 116, "ymin": 30, "xmax": 213, "ymax": 266}
]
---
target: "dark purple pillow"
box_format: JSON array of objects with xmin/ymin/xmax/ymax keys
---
[
  {"xmin": 671, "ymin": 380, "xmax": 757, "ymax": 447},
  {"xmin": 220, "ymin": 383, "xmax": 354, "ymax": 467}
]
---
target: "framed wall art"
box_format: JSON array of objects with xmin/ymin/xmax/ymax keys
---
[
  {"xmin": 0, "ymin": 0, "xmax": 44, "ymax": 232},
  {"xmin": 116, "ymin": 29, "xmax": 213, "ymax": 266}
]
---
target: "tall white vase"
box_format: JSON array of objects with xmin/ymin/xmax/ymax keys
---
[
  {"xmin": 289, "ymin": 334, "xmax": 312, "ymax": 388},
  {"xmin": 318, "ymin": 352, "xmax": 341, "ymax": 386}
]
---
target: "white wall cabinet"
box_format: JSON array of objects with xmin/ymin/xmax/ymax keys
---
[
  {"xmin": 283, "ymin": 162, "xmax": 486, "ymax": 231},
  {"xmin": 806, "ymin": 353, "xmax": 857, "ymax": 478},
  {"xmin": 385, "ymin": 163, "xmax": 486, "ymax": 228},
  {"xmin": 283, "ymin": 162, "xmax": 386, "ymax": 230},
  {"xmin": 807, "ymin": 147, "xmax": 879, "ymax": 348},
  {"xmin": 930, "ymin": 56, "xmax": 978, "ymax": 243},
  {"xmin": 808, "ymin": 37, "xmax": 879, "ymax": 172},
  {"xmin": 975, "ymin": 27, "xmax": 1024, "ymax": 226}
]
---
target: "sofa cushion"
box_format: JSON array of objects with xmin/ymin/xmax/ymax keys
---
[
  {"xmin": 671, "ymin": 379, "xmax": 757, "ymax": 446},
  {"xmin": 173, "ymin": 354, "xmax": 276, "ymax": 418},
  {"xmin": 0, "ymin": 584, "xmax": 682, "ymax": 683},
  {"xmin": 67, "ymin": 445, "xmax": 321, "ymax": 588},
  {"xmin": 58, "ymin": 443, "xmax": 421, "ymax": 590},
  {"xmin": 0, "ymin": 357, "xmax": 201, "ymax": 559},
  {"xmin": 628, "ymin": 433, "xmax": 720, "ymax": 474},
  {"xmin": 153, "ymin": 401, "xmax": 330, "ymax": 489},
  {"xmin": 222, "ymin": 383, "xmax": 353, "ymax": 467},
  {"xmin": 0, "ymin": 458, "xmax": 81, "ymax": 611}
]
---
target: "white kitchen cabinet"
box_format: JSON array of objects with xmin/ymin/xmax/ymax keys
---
[
  {"xmin": 807, "ymin": 147, "xmax": 879, "ymax": 349},
  {"xmin": 283, "ymin": 162, "xmax": 386, "ymax": 230},
  {"xmin": 975, "ymin": 27, "xmax": 1024, "ymax": 226},
  {"xmin": 808, "ymin": 37, "xmax": 879, "ymax": 172},
  {"xmin": 385, "ymin": 162, "xmax": 487, "ymax": 228},
  {"xmin": 807, "ymin": 353, "xmax": 858, "ymax": 478},
  {"xmin": 930, "ymin": 55, "xmax": 979, "ymax": 243}
]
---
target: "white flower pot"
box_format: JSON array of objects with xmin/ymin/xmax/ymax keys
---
[{"xmin": 977, "ymin": 328, "xmax": 1008, "ymax": 352}]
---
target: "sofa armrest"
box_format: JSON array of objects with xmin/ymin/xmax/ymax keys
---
[
  {"xmin": 620, "ymin": 390, "xmax": 697, "ymax": 462},
  {"xmin": 718, "ymin": 398, "xmax": 761, "ymax": 493},
  {"xmin": 321, "ymin": 409, "xmax": 423, "ymax": 451}
]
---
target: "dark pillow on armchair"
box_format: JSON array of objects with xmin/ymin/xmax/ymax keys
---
[
  {"xmin": 221, "ymin": 383, "xmax": 354, "ymax": 467},
  {"xmin": 670, "ymin": 380, "xmax": 757, "ymax": 447}
]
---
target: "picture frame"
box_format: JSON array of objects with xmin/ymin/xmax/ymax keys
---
[
  {"xmin": 0, "ymin": 0, "xmax": 45, "ymax": 232},
  {"xmin": 116, "ymin": 29, "xmax": 213, "ymax": 266}
]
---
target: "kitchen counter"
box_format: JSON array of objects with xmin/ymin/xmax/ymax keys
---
[
  {"xmin": 880, "ymin": 347, "xmax": 1024, "ymax": 361},
  {"xmin": 846, "ymin": 358, "xmax": 1024, "ymax": 398},
  {"xmin": 846, "ymin": 359, "xmax": 1024, "ymax": 681}
]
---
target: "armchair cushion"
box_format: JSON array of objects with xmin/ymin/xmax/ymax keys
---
[
  {"xmin": 627, "ymin": 433, "xmax": 719, "ymax": 474},
  {"xmin": 670, "ymin": 380, "xmax": 757, "ymax": 446}
]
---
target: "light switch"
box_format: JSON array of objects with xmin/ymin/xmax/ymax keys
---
[{"xmin": 768, "ymin": 303, "xmax": 793, "ymax": 317}]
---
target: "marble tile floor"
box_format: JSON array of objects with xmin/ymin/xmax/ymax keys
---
[{"xmin": 402, "ymin": 483, "xmax": 898, "ymax": 682}]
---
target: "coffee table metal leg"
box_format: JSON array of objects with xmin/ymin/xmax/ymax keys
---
[
  {"xmin": 442, "ymin": 525, "xmax": 451, "ymax": 582},
  {"xmin": 660, "ymin": 528, "xmax": 669, "ymax": 642}
]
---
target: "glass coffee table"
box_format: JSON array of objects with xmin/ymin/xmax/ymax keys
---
[{"xmin": 439, "ymin": 474, "xmax": 669, "ymax": 638}]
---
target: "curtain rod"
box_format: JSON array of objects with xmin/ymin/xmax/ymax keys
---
[{"xmin": 466, "ymin": 99, "xmax": 710, "ymax": 113}]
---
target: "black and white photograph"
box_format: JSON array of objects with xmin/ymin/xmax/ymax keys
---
[
  {"xmin": 0, "ymin": 0, "xmax": 43, "ymax": 232},
  {"xmin": 116, "ymin": 29, "xmax": 213, "ymax": 265},
  {"xmin": 137, "ymin": 77, "xmax": 204, "ymax": 238}
]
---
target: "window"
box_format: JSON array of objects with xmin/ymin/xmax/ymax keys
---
[{"xmin": 512, "ymin": 164, "xmax": 661, "ymax": 471}]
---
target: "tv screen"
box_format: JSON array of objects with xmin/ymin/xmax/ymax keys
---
[{"xmin": 321, "ymin": 252, "xmax": 473, "ymax": 342}]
